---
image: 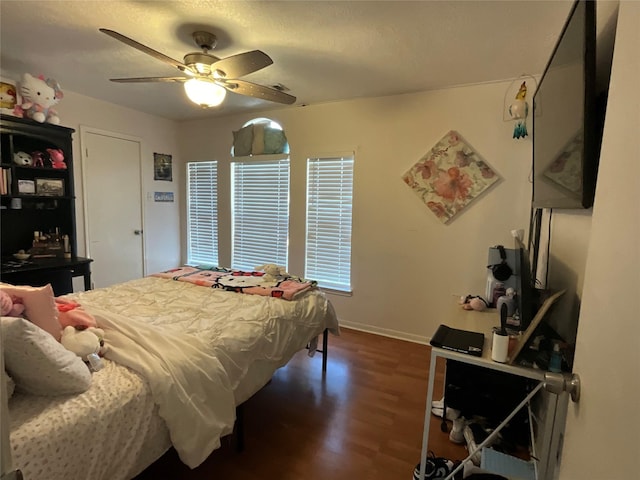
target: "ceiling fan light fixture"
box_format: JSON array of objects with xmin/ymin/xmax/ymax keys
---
[
  {"xmin": 100, "ymin": 29, "xmax": 293, "ymax": 107},
  {"xmin": 194, "ymin": 63, "xmax": 210, "ymax": 75},
  {"xmin": 184, "ymin": 79, "xmax": 226, "ymax": 107},
  {"xmin": 184, "ymin": 52, "xmax": 217, "ymax": 73}
]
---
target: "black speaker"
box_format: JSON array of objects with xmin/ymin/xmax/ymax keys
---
[{"xmin": 488, "ymin": 245, "xmax": 513, "ymax": 282}]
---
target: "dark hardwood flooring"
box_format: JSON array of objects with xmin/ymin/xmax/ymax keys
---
[{"xmin": 136, "ymin": 328, "xmax": 467, "ymax": 480}]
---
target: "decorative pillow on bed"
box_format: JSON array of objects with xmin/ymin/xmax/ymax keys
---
[
  {"xmin": 3, "ymin": 370, "xmax": 15, "ymax": 399},
  {"xmin": 1, "ymin": 316, "xmax": 91, "ymax": 396},
  {"xmin": 0, "ymin": 283, "xmax": 61, "ymax": 341}
]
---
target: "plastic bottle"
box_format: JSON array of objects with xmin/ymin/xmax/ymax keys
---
[
  {"xmin": 491, "ymin": 282, "xmax": 506, "ymax": 309},
  {"xmin": 549, "ymin": 343, "xmax": 562, "ymax": 373}
]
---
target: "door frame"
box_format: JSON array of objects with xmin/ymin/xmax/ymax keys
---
[{"xmin": 79, "ymin": 126, "xmax": 147, "ymax": 282}]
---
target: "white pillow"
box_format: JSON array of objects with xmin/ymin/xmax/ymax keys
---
[
  {"xmin": 1, "ymin": 316, "xmax": 91, "ymax": 396},
  {"xmin": 3, "ymin": 370, "xmax": 15, "ymax": 399}
]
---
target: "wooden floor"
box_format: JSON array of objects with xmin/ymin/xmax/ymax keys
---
[{"xmin": 136, "ymin": 328, "xmax": 467, "ymax": 480}]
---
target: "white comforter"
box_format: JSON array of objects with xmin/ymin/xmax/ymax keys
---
[
  {"xmin": 69, "ymin": 276, "xmax": 339, "ymax": 469},
  {"xmin": 89, "ymin": 306, "xmax": 236, "ymax": 468}
]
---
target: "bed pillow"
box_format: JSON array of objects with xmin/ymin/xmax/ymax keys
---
[
  {"xmin": 0, "ymin": 283, "xmax": 61, "ymax": 341},
  {"xmin": 3, "ymin": 370, "xmax": 14, "ymax": 399},
  {"xmin": 1, "ymin": 316, "xmax": 91, "ymax": 396},
  {"xmin": 233, "ymin": 124, "xmax": 254, "ymax": 156}
]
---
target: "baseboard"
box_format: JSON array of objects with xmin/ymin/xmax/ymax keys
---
[{"xmin": 338, "ymin": 319, "xmax": 430, "ymax": 345}]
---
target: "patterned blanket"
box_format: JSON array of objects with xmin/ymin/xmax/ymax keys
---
[{"xmin": 151, "ymin": 266, "xmax": 316, "ymax": 300}]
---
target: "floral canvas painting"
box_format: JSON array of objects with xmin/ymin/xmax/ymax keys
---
[
  {"xmin": 543, "ymin": 131, "xmax": 583, "ymax": 197},
  {"xmin": 402, "ymin": 130, "xmax": 500, "ymax": 224}
]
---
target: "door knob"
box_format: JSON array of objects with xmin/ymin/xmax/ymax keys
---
[
  {"xmin": 134, "ymin": 230, "xmax": 143, "ymax": 235},
  {"xmin": 544, "ymin": 372, "xmax": 581, "ymax": 402}
]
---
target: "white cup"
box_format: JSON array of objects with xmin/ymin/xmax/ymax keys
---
[{"xmin": 491, "ymin": 331, "xmax": 509, "ymax": 363}]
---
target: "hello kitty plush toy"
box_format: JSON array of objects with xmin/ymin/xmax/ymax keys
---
[{"xmin": 14, "ymin": 73, "xmax": 63, "ymax": 124}]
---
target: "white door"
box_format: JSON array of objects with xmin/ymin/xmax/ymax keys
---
[
  {"xmin": 559, "ymin": 4, "xmax": 638, "ymax": 479},
  {"xmin": 82, "ymin": 129, "xmax": 144, "ymax": 288}
]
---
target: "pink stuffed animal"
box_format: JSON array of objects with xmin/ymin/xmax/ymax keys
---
[
  {"xmin": 47, "ymin": 148, "xmax": 66, "ymax": 169},
  {"xmin": 0, "ymin": 290, "xmax": 26, "ymax": 317},
  {"xmin": 55, "ymin": 298, "xmax": 97, "ymax": 328},
  {"xmin": 31, "ymin": 151, "xmax": 47, "ymax": 167}
]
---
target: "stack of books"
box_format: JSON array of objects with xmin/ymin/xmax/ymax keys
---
[{"xmin": 0, "ymin": 168, "xmax": 11, "ymax": 195}]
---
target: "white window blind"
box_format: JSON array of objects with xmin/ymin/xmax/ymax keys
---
[
  {"xmin": 231, "ymin": 159, "xmax": 290, "ymax": 270},
  {"xmin": 186, "ymin": 161, "xmax": 218, "ymax": 266},
  {"xmin": 305, "ymin": 155, "xmax": 354, "ymax": 292}
]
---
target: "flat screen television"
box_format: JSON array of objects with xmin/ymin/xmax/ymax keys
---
[
  {"xmin": 532, "ymin": 0, "xmax": 607, "ymax": 209},
  {"xmin": 513, "ymin": 238, "xmax": 535, "ymax": 332}
]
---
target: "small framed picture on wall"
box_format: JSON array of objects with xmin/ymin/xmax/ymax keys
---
[{"xmin": 154, "ymin": 152, "xmax": 172, "ymax": 181}]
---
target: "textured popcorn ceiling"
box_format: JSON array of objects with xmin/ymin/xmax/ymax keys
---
[{"xmin": 0, "ymin": 0, "xmax": 572, "ymax": 121}]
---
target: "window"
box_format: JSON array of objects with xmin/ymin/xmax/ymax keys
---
[
  {"xmin": 231, "ymin": 117, "xmax": 290, "ymax": 156},
  {"xmin": 305, "ymin": 155, "xmax": 354, "ymax": 292},
  {"xmin": 231, "ymin": 159, "xmax": 290, "ymax": 270},
  {"xmin": 186, "ymin": 161, "xmax": 218, "ymax": 266}
]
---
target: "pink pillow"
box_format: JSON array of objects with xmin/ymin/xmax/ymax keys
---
[{"xmin": 0, "ymin": 283, "xmax": 61, "ymax": 341}]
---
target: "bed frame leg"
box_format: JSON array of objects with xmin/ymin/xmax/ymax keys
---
[
  {"xmin": 322, "ymin": 328, "xmax": 328, "ymax": 373},
  {"xmin": 233, "ymin": 330, "xmax": 328, "ymax": 454},
  {"xmin": 235, "ymin": 403, "xmax": 245, "ymax": 452}
]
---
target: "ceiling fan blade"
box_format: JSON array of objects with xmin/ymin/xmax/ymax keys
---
[
  {"xmin": 221, "ymin": 79, "xmax": 296, "ymax": 104},
  {"xmin": 110, "ymin": 76, "xmax": 188, "ymax": 83},
  {"xmin": 212, "ymin": 50, "xmax": 273, "ymax": 79},
  {"xmin": 100, "ymin": 28, "xmax": 188, "ymax": 72}
]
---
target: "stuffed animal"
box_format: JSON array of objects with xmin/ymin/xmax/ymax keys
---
[
  {"xmin": 55, "ymin": 298, "xmax": 97, "ymax": 328},
  {"xmin": 0, "ymin": 81, "xmax": 17, "ymax": 110},
  {"xmin": 14, "ymin": 73, "xmax": 63, "ymax": 124},
  {"xmin": 46, "ymin": 148, "xmax": 66, "ymax": 169},
  {"xmin": 255, "ymin": 263, "xmax": 288, "ymax": 282},
  {"xmin": 460, "ymin": 295, "xmax": 488, "ymax": 311},
  {"xmin": 12, "ymin": 151, "xmax": 32, "ymax": 166},
  {"xmin": 30, "ymin": 151, "xmax": 47, "ymax": 167},
  {"xmin": 0, "ymin": 290, "xmax": 25, "ymax": 317},
  {"xmin": 60, "ymin": 326, "xmax": 107, "ymax": 372}
]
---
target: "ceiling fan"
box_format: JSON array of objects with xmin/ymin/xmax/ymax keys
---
[{"xmin": 99, "ymin": 28, "xmax": 296, "ymax": 107}]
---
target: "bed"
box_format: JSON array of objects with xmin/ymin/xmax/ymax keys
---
[{"xmin": 2, "ymin": 269, "xmax": 339, "ymax": 480}]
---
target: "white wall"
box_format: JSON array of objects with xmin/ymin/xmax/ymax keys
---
[
  {"xmin": 179, "ymin": 80, "xmax": 534, "ymax": 341},
  {"xmin": 560, "ymin": 2, "xmax": 639, "ymax": 477},
  {"xmin": 47, "ymin": 90, "xmax": 183, "ymax": 283}
]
